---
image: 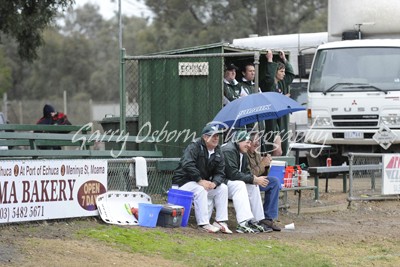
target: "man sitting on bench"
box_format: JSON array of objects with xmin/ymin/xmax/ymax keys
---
[{"xmin": 247, "ymin": 132, "xmax": 281, "ymax": 231}]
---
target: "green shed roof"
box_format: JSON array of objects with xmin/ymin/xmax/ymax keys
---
[{"xmin": 146, "ymin": 42, "xmax": 267, "ymax": 56}]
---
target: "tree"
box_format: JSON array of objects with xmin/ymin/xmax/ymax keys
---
[
  {"xmin": 0, "ymin": 48, "xmax": 12, "ymax": 96},
  {"xmin": 142, "ymin": 0, "xmax": 328, "ymax": 52},
  {"xmin": 0, "ymin": 0, "xmax": 327, "ymax": 102},
  {"xmin": 0, "ymin": 0, "xmax": 74, "ymax": 62}
]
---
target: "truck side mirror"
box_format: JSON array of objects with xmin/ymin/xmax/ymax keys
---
[{"xmin": 298, "ymin": 54, "xmax": 306, "ymax": 78}]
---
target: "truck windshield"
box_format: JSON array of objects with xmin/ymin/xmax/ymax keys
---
[{"xmin": 309, "ymin": 47, "xmax": 400, "ymax": 93}]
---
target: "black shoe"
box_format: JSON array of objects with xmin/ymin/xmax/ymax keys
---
[
  {"xmin": 260, "ymin": 219, "xmax": 281, "ymax": 231},
  {"xmin": 259, "ymin": 223, "xmax": 273, "ymax": 233},
  {"xmin": 247, "ymin": 221, "xmax": 264, "ymax": 233}
]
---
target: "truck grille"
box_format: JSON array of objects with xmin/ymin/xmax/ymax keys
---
[{"xmin": 331, "ymin": 114, "xmax": 379, "ymax": 127}]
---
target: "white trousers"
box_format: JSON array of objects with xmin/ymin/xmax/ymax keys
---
[
  {"xmin": 179, "ymin": 181, "xmax": 228, "ymax": 226},
  {"xmin": 227, "ymin": 180, "xmax": 265, "ymax": 223}
]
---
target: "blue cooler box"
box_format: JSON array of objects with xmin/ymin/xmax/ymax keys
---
[
  {"xmin": 261, "ymin": 160, "xmax": 286, "ymax": 190},
  {"xmin": 156, "ymin": 204, "xmax": 184, "ymax": 228}
]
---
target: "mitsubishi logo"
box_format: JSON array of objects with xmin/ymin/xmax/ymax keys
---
[{"xmin": 351, "ymin": 100, "xmax": 357, "ymax": 105}]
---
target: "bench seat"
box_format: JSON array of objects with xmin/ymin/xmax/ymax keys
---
[
  {"xmin": 280, "ymin": 186, "xmax": 317, "ymax": 215},
  {"xmin": 308, "ymin": 164, "xmax": 381, "ymax": 200},
  {"xmin": 0, "ymin": 124, "xmax": 162, "ymax": 159},
  {"xmin": 0, "ymin": 149, "xmax": 163, "ymax": 159}
]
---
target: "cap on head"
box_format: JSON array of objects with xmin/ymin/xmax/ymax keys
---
[
  {"xmin": 201, "ymin": 124, "xmax": 224, "ymax": 136},
  {"xmin": 234, "ymin": 131, "xmax": 250, "ymax": 143},
  {"xmin": 225, "ymin": 63, "xmax": 239, "ymax": 71}
]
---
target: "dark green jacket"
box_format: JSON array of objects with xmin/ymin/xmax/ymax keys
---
[
  {"xmin": 259, "ymin": 60, "xmax": 295, "ymax": 155},
  {"xmin": 221, "ymin": 141, "xmax": 254, "ymax": 184},
  {"xmin": 223, "ymin": 80, "xmax": 240, "ymax": 102},
  {"xmin": 239, "ymin": 79, "xmax": 254, "ymax": 96},
  {"xmin": 260, "ymin": 60, "xmax": 295, "ymax": 94},
  {"xmin": 172, "ymin": 137, "xmax": 225, "ymax": 187}
]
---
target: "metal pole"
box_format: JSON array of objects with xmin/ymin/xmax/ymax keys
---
[
  {"xmin": 63, "ymin": 90, "xmax": 67, "ymax": 115},
  {"xmin": 118, "ymin": 0, "xmax": 122, "ymax": 50},
  {"xmin": 253, "ymin": 52, "xmax": 265, "ymax": 148},
  {"xmin": 118, "ymin": 0, "xmax": 126, "ymax": 134},
  {"xmin": 348, "ymin": 153, "xmax": 354, "ymax": 200},
  {"xmin": 253, "ymin": 52, "xmax": 260, "ymax": 94},
  {"xmin": 120, "ymin": 48, "xmax": 126, "ymax": 134},
  {"xmin": 3, "ymin": 93, "xmax": 7, "ymax": 122},
  {"xmin": 19, "ymin": 101, "xmax": 23, "ymax": 124},
  {"xmin": 89, "ymin": 99, "xmax": 93, "ymax": 121}
]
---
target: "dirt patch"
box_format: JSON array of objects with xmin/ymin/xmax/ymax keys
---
[{"xmin": 1, "ymin": 178, "xmax": 400, "ymax": 266}]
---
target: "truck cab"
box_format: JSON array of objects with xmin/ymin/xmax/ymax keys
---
[{"xmin": 306, "ymin": 40, "xmax": 400, "ymax": 158}]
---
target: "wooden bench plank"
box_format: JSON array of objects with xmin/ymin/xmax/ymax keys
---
[
  {"xmin": 0, "ymin": 125, "xmax": 162, "ymax": 159},
  {"xmin": 0, "ymin": 124, "xmax": 93, "ymax": 149},
  {"xmin": 156, "ymin": 159, "xmax": 180, "ymax": 171},
  {"xmin": 271, "ymin": 155, "xmax": 295, "ymax": 166},
  {"xmin": 0, "ymin": 149, "xmax": 163, "ymax": 158},
  {"xmin": 0, "ymin": 124, "xmax": 92, "ymax": 132},
  {"xmin": 0, "ymin": 132, "xmax": 159, "ymax": 151},
  {"xmin": 0, "ymin": 132, "xmax": 158, "ymax": 143},
  {"xmin": 0, "ymin": 139, "xmax": 96, "ymax": 148}
]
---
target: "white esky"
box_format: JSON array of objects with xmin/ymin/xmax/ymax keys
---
[{"xmin": 74, "ymin": 0, "xmax": 153, "ymax": 19}]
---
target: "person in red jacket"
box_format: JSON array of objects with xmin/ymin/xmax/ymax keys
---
[
  {"xmin": 37, "ymin": 104, "xmax": 71, "ymax": 126},
  {"xmin": 36, "ymin": 104, "xmax": 71, "ymax": 150}
]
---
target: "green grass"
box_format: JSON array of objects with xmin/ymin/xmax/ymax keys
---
[{"xmin": 79, "ymin": 226, "xmax": 332, "ymax": 267}]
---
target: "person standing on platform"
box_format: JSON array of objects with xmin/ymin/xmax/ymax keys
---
[{"xmin": 261, "ymin": 50, "xmax": 295, "ymax": 155}]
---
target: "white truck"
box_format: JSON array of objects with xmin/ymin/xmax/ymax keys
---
[{"xmin": 306, "ymin": 0, "xmax": 400, "ymax": 163}]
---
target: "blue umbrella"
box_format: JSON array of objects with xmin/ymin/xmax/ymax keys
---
[{"xmin": 212, "ymin": 92, "xmax": 305, "ymax": 128}]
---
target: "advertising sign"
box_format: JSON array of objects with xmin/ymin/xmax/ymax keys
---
[
  {"xmin": 382, "ymin": 154, "xmax": 400, "ymax": 195},
  {"xmin": 0, "ymin": 159, "xmax": 107, "ymax": 224},
  {"xmin": 178, "ymin": 62, "xmax": 209, "ymax": 76}
]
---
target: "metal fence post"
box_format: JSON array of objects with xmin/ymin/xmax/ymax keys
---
[
  {"xmin": 348, "ymin": 152, "xmax": 354, "ymax": 200},
  {"xmin": 119, "ymin": 48, "xmax": 126, "ymax": 133}
]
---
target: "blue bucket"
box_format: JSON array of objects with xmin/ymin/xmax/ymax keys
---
[
  {"xmin": 167, "ymin": 189, "xmax": 194, "ymax": 227},
  {"xmin": 138, "ymin": 203, "xmax": 163, "ymax": 228}
]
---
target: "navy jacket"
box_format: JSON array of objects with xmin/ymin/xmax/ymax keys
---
[{"xmin": 172, "ymin": 137, "xmax": 225, "ymax": 187}]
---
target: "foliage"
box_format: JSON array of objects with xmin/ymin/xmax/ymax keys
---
[
  {"xmin": 142, "ymin": 0, "xmax": 328, "ymax": 52},
  {"xmin": 82, "ymin": 225, "xmax": 331, "ymax": 267},
  {"xmin": 0, "ymin": 0, "xmax": 74, "ymax": 61},
  {"xmin": 1, "ymin": 0, "xmax": 327, "ymax": 101},
  {"xmin": 0, "ymin": 48, "xmax": 12, "ymax": 96}
]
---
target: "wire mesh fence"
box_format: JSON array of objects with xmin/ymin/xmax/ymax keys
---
[
  {"xmin": 107, "ymin": 157, "xmax": 180, "ymax": 203},
  {"xmin": 348, "ymin": 153, "xmax": 400, "ymax": 201}
]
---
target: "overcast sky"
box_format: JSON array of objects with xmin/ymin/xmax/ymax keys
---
[{"xmin": 74, "ymin": 0, "xmax": 153, "ymax": 19}]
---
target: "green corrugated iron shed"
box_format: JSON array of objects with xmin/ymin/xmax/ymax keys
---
[{"xmin": 137, "ymin": 43, "xmax": 276, "ymax": 157}]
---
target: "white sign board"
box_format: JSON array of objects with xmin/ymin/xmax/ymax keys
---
[
  {"xmin": 382, "ymin": 154, "xmax": 400, "ymax": 194},
  {"xmin": 178, "ymin": 62, "xmax": 209, "ymax": 76},
  {"xmin": 0, "ymin": 159, "xmax": 107, "ymax": 224}
]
